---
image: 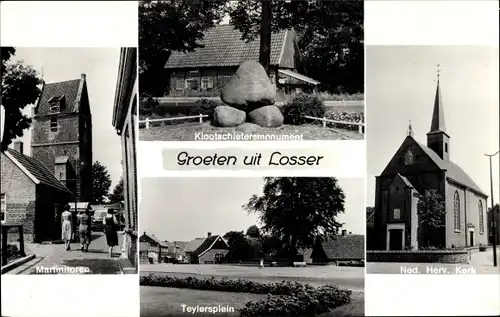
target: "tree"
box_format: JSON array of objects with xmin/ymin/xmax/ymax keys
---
[
  {"xmin": 1, "ymin": 47, "xmax": 42, "ymax": 151},
  {"xmin": 417, "ymin": 189, "xmax": 446, "ymax": 247},
  {"xmin": 138, "ymin": 0, "xmax": 228, "ymax": 97},
  {"xmin": 109, "ymin": 178, "xmax": 124, "ymax": 203},
  {"xmin": 243, "ymin": 177, "xmax": 345, "ymax": 265},
  {"xmin": 223, "ymin": 230, "xmax": 253, "ymax": 262},
  {"xmin": 246, "ymin": 225, "xmax": 261, "ymax": 238},
  {"xmin": 228, "ymin": 0, "xmax": 364, "ymax": 93},
  {"xmin": 91, "ymin": 161, "xmax": 112, "ymax": 204}
]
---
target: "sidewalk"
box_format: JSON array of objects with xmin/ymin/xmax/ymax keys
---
[{"xmin": 7, "ymin": 232, "xmax": 124, "ymax": 275}]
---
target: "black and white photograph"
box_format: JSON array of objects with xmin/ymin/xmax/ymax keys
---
[
  {"xmin": 139, "ymin": 177, "xmax": 365, "ymax": 317},
  {"xmin": 138, "ymin": 0, "xmax": 364, "ymax": 141},
  {"xmin": 365, "ymin": 45, "xmax": 500, "ymax": 274},
  {"xmin": 1, "ymin": 47, "xmax": 138, "ymax": 275}
]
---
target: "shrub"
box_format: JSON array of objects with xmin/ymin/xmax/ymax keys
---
[
  {"xmin": 324, "ymin": 111, "xmax": 364, "ymax": 131},
  {"xmin": 283, "ymin": 94, "xmax": 326, "ymax": 125},
  {"xmin": 240, "ymin": 284, "xmax": 352, "ymax": 317},
  {"xmin": 140, "ymin": 274, "xmax": 316, "ymax": 296}
]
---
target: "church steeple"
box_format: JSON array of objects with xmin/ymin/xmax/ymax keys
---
[{"xmin": 427, "ymin": 65, "xmax": 450, "ymax": 161}]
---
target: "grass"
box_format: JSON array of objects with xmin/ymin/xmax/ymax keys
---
[
  {"xmin": 139, "ymin": 122, "xmax": 363, "ymax": 141},
  {"xmin": 141, "ymin": 286, "xmax": 363, "ymax": 317}
]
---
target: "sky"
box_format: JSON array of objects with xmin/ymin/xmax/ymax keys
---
[
  {"xmin": 366, "ymin": 45, "xmax": 499, "ymax": 208},
  {"xmin": 140, "ymin": 177, "xmax": 364, "ymax": 242},
  {"xmin": 8, "ymin": 47, "xmax": 123, "ymax": 188}
]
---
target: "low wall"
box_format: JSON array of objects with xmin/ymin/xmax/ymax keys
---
[{"xmin": 367, "ymin": 250, "xmax": 469, "ymax": 264}]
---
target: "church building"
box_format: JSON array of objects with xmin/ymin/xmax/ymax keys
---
[{"xmin": 371, "ymin": 76, "xmax": 488, "ymax": 251}]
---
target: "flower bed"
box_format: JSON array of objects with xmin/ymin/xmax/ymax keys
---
[
  {"xmin": 140, "ymin": 274, "xmax": 353, "ymax": 316},
  {"xmin": 337, "ymin": 260, "xmax": 365, "ymax": 267}
]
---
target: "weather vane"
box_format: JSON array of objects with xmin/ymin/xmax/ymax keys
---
[
  {"xmin": 407, "ymin": 120, "xmax": 414, "ymax": 137},
  {"xmin": 436, "ymin": 64, "xmax": 441, "ymax": 83}
]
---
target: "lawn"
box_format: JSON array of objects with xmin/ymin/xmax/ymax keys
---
[
  {"xmin": 141, "ymin": 286, "xmax": 364, "ymax": 317},
  {"xmin": 139, "ymin": 122, "xmax": 364, "ymax": 141}
]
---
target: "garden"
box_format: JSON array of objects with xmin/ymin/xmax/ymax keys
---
[
  {"xmin": 140, "ymin": 274, "xmax": 356, "ymax": 316},
  {"xmin": 138, "ymin": 94, "xmax": 364, "ymax": 141}
]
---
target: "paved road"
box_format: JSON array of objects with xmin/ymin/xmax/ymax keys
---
[
  {"xmin": 7, "ymin": 232, "xmax": 124, "ymax": 275},
  {"xmin": 367, "ymin": 247, "xmax": 500, "ymax": 274},
  {"xmin": 141, "ymin": 263, "xmax": 364, "ymax": 291}
]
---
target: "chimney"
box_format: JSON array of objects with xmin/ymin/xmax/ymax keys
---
[
  {"xmin": 13, "ymin": 141, "xmax": 23, "ymax": 155},
  {"xmin": 207, "ymin": 232, "xmax": 212, "ymax": 237},
  {"xmin": 341, "ymin": 230, "xmax": 347, "ymax": 236}
]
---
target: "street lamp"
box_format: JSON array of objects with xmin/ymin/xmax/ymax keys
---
[
  {"xmin": 485, "ymin": 150, "xmax": 499, "ymax": 267},
  {"xmin": 73, "ymin": 159, "xmax": 85, "ymax": 243}
]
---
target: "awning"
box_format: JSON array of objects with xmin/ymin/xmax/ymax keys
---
[
  {"xmin": 278, "ymin": 69, "xmax": 321, "ymax": 85},
  {"xmin": 69, "ymin": 202, "xmax": 91, "ymax": 211}
]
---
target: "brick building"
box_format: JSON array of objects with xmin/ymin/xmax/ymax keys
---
[
  {"xmin": 31, "ymin": 74, "xmax": 93, "ymax": 203},
  {"xmin": 308, "ymin": 230, "xmax": 365, "ymax": 263},
  {"xmin": 184, "ymin": 233, "xmax": 229, "ymax": 264},
  {"xmin": 164, "ymin": 25, "xmax": 320, "ymax": 97},
  {"xmin": 371, "ymin": 79, "xmax": 488, "ymax": 250},
  {"xmin": 112, "ymin": 47, "xmax": 138, "ymax": 270},
  {"xmin": 487, "ymin": 204, "xmax": 500, "ymax": 245},
  {"xmin": 1, "ymin": 141, "xmax": 72, "ymax": 242}
]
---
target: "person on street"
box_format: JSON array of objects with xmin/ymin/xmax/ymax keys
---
[
  {"xmin": 61, "ymin": 204, "xmax": 72, "ymax": 251},
  {"xmin": 78, "ymin": 207, "xmax": 92, "ymax": 252},
  {"xmin": 259, "ymin": 258, "xmax": 264, "ymax": 269},
  {"xmin": 103, "ymin": 209, "xmax": 119, "ymax": 257}
]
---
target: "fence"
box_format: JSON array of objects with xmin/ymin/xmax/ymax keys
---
[
  {"xmin": 139, "ymin": 114, "xmax": 209, "ymax": 129},
  {"xmin": 304, "ymin": 115, "xmax": 365, "ymax": 134}
]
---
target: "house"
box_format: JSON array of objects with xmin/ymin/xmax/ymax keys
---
[
  {"xmin": 1, "ymin": 142, "xmax": 72, "ymax": 242},
  {"xmin": 309, "ymin": 230, "xmax": 365, "ymax": 264},
  {"xmin": 31, "ymin": 74, "xmax": 93, "ymax": 204},
  {"xmin": 487, "ymin": 204, "xmax": 500, "ymax": 245},
  {"xmin": 371, "ymin": 78, "xmax": 488, "ymax": 251},
  {"xmin": 164, "ymin": 24, "xmax": 320, "ymax": 97},
  {"xmin": 165, "ymin": 241, "xmax": 188, "ymax": 263},
  {"xmin": 112, "ymin": 47, "xmax": 138, "ymax": 270},
  {"xmin": 139, "ymin": 232, "xmax": 168, "ymax": 263},
  {"xmin": 184, "ymin": 233, "xmax": 229, "ymax": 264}
]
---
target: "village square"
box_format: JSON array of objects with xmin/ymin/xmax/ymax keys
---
[
  {"xmin": 1, "ymin": 47, "xmax": 138, "ymax": 275},
  {"xmin": 139, "ymin": 177, "xmax": 365, "ymax": 317},
  {"xmin": 365, "ymin": 46, "xmax": 500, "ymax": 275},
  {"xmin": 138, "ymin": 0, "xmax": 365, "ymax": 142}
]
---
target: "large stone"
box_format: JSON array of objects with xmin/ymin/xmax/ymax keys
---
[
  {"xmin": 236, "ymin": 123, "xmax": 260, "ymax": 134},
  {"xmin": 248, "ymin": 105, "xmax": 284, "ymax": 128},
  {"xmin": 221, "ymin": 60, "xmax": 276, "ymax": 111},
  {"xmin": 213, "ymin": 106, "xmax": 246, "ymax": 127}
]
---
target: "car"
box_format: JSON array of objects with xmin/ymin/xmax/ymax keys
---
[{"xmin": 91, "ymin": 210, "xmax": 107, "ymax": 231}]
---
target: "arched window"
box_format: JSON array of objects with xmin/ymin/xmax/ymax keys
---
[
  {"xmin": 404, "ymin": 150, "xmax": 414, "ymax": 165},
  {"xmin": 478, "ymin": 200, "xmax": 484, "ymax": 234},
  {"xmin": 454, "ymin": 191, "xmax": 460, "ymax": 231}
]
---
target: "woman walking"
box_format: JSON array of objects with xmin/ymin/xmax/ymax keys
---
[
  {"xmin": 77, "ymin": 207, "xmax": 92, "ymax": 252},
  {"xmin": 103, "ymin": 209, "xmax": 119, "ymax": 257},
  {"xmin": 61, "ymin": 204, "xmax": 72, "ymax": 251}
]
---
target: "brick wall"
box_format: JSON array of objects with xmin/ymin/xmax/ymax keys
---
[
  {"xmin": 367, "ymin": 250, "xmax": 469, "ymax": 264},
  {"xmin": 199, "ymin": 249, "xmax": 229, "ymax": 264},
  {"xmin": 1, "ymin": 153, "xmax": 37, "ymax": 242}
]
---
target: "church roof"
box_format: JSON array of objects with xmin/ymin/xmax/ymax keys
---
[
  {"xmin": 4, "ymin": 149, "xmax": 72, "ymax": 194},
  {"xmin": 413, "ymin": 138, "xmax": 487, "ymax": 196},
  {"xmin": 35, "ymin": 75, "xmax": 86, "ymax": 115}
]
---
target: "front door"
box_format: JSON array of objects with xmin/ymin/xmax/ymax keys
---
[
  {"xmin": 389, "ymin": 229, "xmax": 403, "ymax": 250},
  {"xmin": 469, "ymin": 231, "xmax": 474, "ymax": 246}
]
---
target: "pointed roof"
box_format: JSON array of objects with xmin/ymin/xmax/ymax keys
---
[
  {"xmin": 395, "ymin": 173, "xmax": 416, "ymax": 190},
  {"xmin": 35, "ymin": 74, "xmax": 87, "ymax": 115},
  {"xmin": 428, "ymin": 80, "xmax": 447, "ymax": 134},
  {"xmin": 4, "ymin": 149, "xmax": 72, "ymax": 194}
]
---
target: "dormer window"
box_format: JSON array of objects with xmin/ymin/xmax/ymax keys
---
[{"xmin": 48, "ymin": 95, "xmax": 65, "ymax": 113}]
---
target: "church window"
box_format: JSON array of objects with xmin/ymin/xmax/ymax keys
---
[
  {"xmin": 453, "ymin": 191, "xmax": 460, "ymax": 231},
  {"xmin": 479, "ymin": 200, "xmax": 484, "ymax": 234},
  {"xmin": 404, "ymin": 150, "xmax": 414, "ymax": 165},
  {"xmin": 393, "ymin": 208, "xmax": 401, "ymax": 220},
  {"xmin": 50, "ymin": 118, "xmax": 58, "ymax": 132},
  {"xmin": 445, "ymin": 143, "xmax": 448, "ymax": 153},
  {"xmin": 1, "ymin": 193, "xmax": 6, "ymax": 224}
]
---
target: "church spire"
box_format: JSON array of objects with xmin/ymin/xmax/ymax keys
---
[{"xmin": 429, "ymin": 64, "xmax": 445, "ymax": 133}]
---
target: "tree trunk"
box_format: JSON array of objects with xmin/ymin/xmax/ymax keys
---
[{"xmin": 259, "ymin": 0, "xmax": 272, "ymax": 76}]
